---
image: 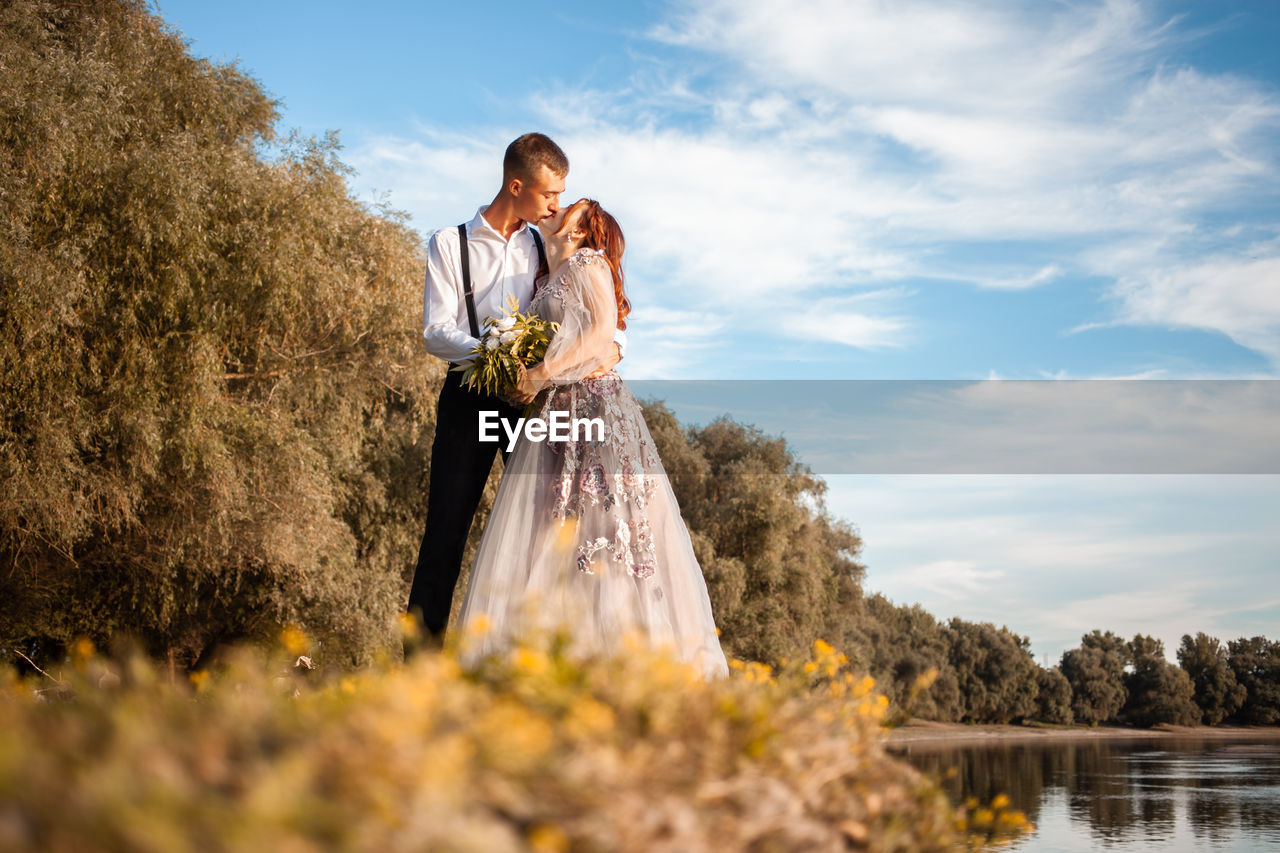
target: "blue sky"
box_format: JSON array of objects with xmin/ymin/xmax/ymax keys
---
[{"xmin": 154, "ymin": 0, "xmax": 1279, "ymax": 663}]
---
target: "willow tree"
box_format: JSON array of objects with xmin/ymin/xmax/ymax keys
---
[
  {"xmin": 1178, "ymin": 633, "xmax": 1246, "ymax": 725},
  {"xmin": 640, "ymin": 403, "xmax": 866, "ymax": 667},
  {"xmin": 1227, "ymin": 636, "xmax": 1280, "ymax": 725},
  {"xmin": 1, "ymin": 0, "xmax": 438, "ymax": 667},
  {"xmin": 1122, "ymin": 634, "xmax": 1199, "ymax": 727},
  {"xmin": 858, "ymin": 594, "xmax": 963, "ymax": 722},
  {"xmin": 1033, "ymin": 666, "xmax": 1073, "ymax": 725},
  {"xmin": 946, "ymin": 618, "xmax": 1039, "ymax": 724},
  {"xmin": 1059, "ymin": 632, "xmax": 1129, "ymax": 725}
]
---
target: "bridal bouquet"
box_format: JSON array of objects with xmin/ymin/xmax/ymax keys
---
[{"xmin": 452, "ymin": 294, "xmax": 559, "ymax": 397}]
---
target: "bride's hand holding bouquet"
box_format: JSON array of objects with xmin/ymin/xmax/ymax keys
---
[{"xmin": 451, "ymin": 294, "xmax": 558, "ymax": 407}]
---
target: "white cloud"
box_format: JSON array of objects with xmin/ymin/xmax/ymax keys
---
[
  {"xmin": 891, "ymin": 559, "xmax": 1004, "ymax": 598},
  {"xmin": 654, "ymin": 0, "xmax": 1162, "ymax": 115},
  {"xmin": 348, "ymin": 128, "xmax": 503, "ymax": 225},
  {"xmin": 777, "ymin": 289, "xmax": 913, "ymax": 348},
  {"xmin": 348, "ymin": 0, "xmax": 1280, "ymax": 373},
  {"xmin": 619, "ymin": 305, "xmax": 725, "ymax": 380},
  {"xmin": 971, "ymin": 264, "xmax": 1065, "ymax": 291},
  {"xmin": 825, "ymin": 474, "xmax": 1280, "ymax": 663},
  {"xmin": 732, "ymin": 379, "xmax": 1280, "ymax": 475},
  {"xmin": 1039, "ymin": 584, "xmax": 1212, "ymax": 661},
  {"xmin": 1107, "ymin": 252, "xmax": 1280, "ymax": 362}
]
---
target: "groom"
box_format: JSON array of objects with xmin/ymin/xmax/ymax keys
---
[{"xmin": 405, "ymin": 132, "xmax": 625, "ymax": 651}]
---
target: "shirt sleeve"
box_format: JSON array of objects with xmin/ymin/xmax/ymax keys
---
[
  {"xmin": 526, "ymin": 252, "xmax": 619, "ymax": 389},
  {"xmin": 422, "ymin": 229, "xmax": 482, "ymax": 363},
  {"xmin": 612, "ymin": 326, "xmax": 627, "ymax": 359}
]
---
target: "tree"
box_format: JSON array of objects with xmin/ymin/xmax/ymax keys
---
[
  {"xmin": 1060, "ymin": 643, "xmax": 1126, "ymax": 725},
  {"xmin": 1081, "ymin": 629, "xmax": 1130, "ymax": 667},
  {"xmin": 945, "ymin": 618, "xmax": 1038, "ymax": 724},
  {"xmin": 1034, "ymin": 666, "xmax": 1073, "ymax": 725},
  {"xmin": 857, "ymin": 594, "xmax": 962, "ymax": 722},
  {"xmin": 1122, "ymin": 634, "xmax": 1199, "ymax": 727},
  {"xmin": 1227, "ymin": 636, "xmax": 1280, "ymax": 725},
  {"xmin": 2, "ymin": 0, "xmax": 435, "ymax": 667},
  {"xmin": 640, "ymin": 404, "xmax": 866, "ymax": 668},
  {"xmin": 1177, "ymin": 633, "xmax": 1246, "ymax": 725}
]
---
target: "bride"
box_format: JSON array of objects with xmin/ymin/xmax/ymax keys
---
[{"xmin": 452, "ymin": 198, "xmax": 730, "ymax": 680}]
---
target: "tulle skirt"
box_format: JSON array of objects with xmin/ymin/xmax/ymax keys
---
[{"xmin": 453, "ymin": 371, "xmax": 730, "ymax": 680}]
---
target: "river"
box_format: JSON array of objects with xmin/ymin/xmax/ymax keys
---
[{"xmin": 894, "ymin": 736, "xmax": 1280, "ymax": 851}]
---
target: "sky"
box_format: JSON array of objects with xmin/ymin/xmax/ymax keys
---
[{"xmin": 153, "ymin": 0, "xmax": 1279, "ymax": 664}]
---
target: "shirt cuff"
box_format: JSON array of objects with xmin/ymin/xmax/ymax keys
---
[{"xmin": 423, "ymin": 325, "xmax": 482, "ymax": 363}]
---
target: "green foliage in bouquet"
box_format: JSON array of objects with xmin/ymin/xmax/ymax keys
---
[{"xmin": 452, "ymin": 295, "xmax": 559, "ymax": 397}]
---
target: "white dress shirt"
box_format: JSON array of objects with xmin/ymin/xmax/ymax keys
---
[{"xmin": 422, "ymin": 205, "xmax": 627, "ymax": 364}]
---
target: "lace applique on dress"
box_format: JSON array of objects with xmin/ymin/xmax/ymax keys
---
[
  {"xmin": 558, "ymin": 390, "xmax": 662, "ymax": 582},
  {"xmin": 527, "ymin": 247, "xmax": 660, "ymax": 581},
  {"xmin": 529, "ymin": 247, "xmax": 607, "ymax": 315},
  {"xmin": 574, "ymin": 517, "xmax": 658, "ymax": 580},
  {"xmin": 542, "ymin": 378, "xmax": 661, "ymax": 524}
]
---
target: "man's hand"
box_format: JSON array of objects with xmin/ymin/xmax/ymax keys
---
[{"xmin": 584, "ymin": 342, "xmax": 622, "ymax": 379}]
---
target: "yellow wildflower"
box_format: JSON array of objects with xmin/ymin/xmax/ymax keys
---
[
  {"xmin": 511, "ymin": 645, "xmax": 550, "ymax": 675},
  {"xmin": 280, "ymin": 625, "xmax": 310, "ymax": 656},
  {"xmin": 565, "ymin": 696, "xmax": 616, "ymax": 738},
  {"xmin": 396, "ymin": 612, "xmax": 420, "ymax": 639},
  {"xmin": 528, "ymin": 822, "xmax": 569, "ymax": 852},
  {"xmin": 553, "ymin": 518, "xmax": 580, "ymax": 553},
  {"xmin": 475, "ymin": 699, "xmax": 554, "ymax": 772},
  {"xmin": 72, "ymin": 636, "xmax": 95, "ymax": 660}
]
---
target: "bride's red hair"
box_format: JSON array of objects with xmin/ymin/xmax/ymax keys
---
[{"xmin": 564, "ymin": 198, "xmax": 631, "ymax": 330}]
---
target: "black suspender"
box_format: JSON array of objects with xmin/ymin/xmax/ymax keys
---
[
  {"xmin": 531, "ymin": 229, "xmax": 548, "ymax": 279},
  {"xmin": 456, "ymin": 223, "xmax": 549, "ymax": 341},
  {"xmin": 457, "ymin": 224, "xmax": 478, "ymax": 339}
]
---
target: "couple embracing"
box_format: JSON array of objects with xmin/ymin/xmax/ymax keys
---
[{"xmin": 405, "ymin": 133, "xmax": 729, "ymax": 680}]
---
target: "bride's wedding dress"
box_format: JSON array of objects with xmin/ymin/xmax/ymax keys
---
[{"xmin": 454, "ymin": 247, "xmax": 730, "ymax": 679}]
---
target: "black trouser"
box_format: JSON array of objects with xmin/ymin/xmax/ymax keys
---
[{"xmin": 406, "ymin": 369, "xmax": 524, "ymax": 643}]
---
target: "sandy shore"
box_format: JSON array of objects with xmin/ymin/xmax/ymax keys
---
[{"xmin": 885, "ymin": 719, "xmax": 1280, "ymax": 751}]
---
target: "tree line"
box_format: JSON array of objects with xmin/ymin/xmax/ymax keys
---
[
  {"xmin": 643, "ymin": 406, "xmax": 1279, "ymax": 728},
  {"xmin": 3, "ymin": 0, "xmax": 1277, "ymax": 730}
]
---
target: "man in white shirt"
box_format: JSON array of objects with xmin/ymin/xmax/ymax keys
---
[{"xmin": 406, "ymin": 133, "xmax": 625, "ymax": 651}]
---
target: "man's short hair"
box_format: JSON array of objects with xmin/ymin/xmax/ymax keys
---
[{"xmin": 503, "ymin": 133, "xmax": 569, "ymax": 182}]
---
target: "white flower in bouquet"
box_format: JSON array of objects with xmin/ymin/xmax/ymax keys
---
[{"xmin": 453, "ymin": 294, "xmax": 559, "ymax": 398}]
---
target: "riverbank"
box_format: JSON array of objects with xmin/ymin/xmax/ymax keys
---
[
  {"xmin": 0, "ymin": 633, "xmax": 983, "ymax": 852},
  {"xmin": 886, "ymin": 718, "xmax": 1280, "ymax": 751}
]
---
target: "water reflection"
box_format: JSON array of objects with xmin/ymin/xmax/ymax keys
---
[{"xmin": 894, "ymin": 738, "xmax": 1280, "ymax": 851}]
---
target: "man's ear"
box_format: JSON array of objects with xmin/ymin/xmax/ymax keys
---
[{"xmin": 507, "ymin": 177, "xmax": 524, "ymax": 197}]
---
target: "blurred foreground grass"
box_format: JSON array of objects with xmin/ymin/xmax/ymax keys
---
[{"xmin": 0, "ymin": 621, "xmax": 1028, "ymax": 852}]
